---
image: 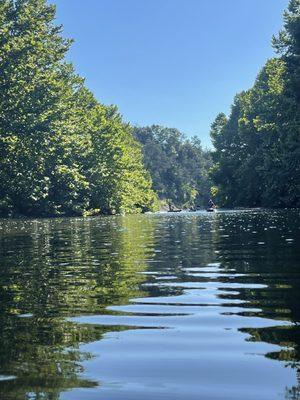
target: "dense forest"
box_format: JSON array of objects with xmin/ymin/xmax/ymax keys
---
[
  {"xmin": 0, "ymin": 0, "xmax": 298, "ymax": 217},
  {"xmin": 134, "ymin": 125, "xmax": 212, "ymax": 209},
  {"xmin": 0, "ymin": 0, "xmax": 158, "ymax": 217},
  {"xmin": 0, "ymin": 0, "xmax": 213, "ymax": 217},
  {"xmin": 210, "ymin": 0, "xmax": 300, "ymax": 208}
]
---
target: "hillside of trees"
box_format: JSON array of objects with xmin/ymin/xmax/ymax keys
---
[
  {"xmin": 133, "ymin": 125, "xmax": 213, "ymax": 209},
  {"xmin": 210, "ymin": 0, "xmax": 300, "ymax": 208},
  {"xmin": 0, "ymin": 0, "xmax": 158, "ymax": 217}
]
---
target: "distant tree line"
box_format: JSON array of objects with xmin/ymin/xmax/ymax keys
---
[
  {"xmin": 210, "ymin": 0, "xmax": 300, "ymax": 208},
  {"xmin": 133, "ymin": 125, "xmax": 213, "ymax": 209}
]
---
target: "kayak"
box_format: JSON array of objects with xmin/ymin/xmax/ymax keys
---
[{"xmin": 206, "ymin": 208, "xmax": 217, "ymax": 212}]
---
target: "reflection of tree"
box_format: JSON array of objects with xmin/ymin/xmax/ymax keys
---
[
  {"xmin": 285, "ymin": 372, "xmax": 300, "ymax": 400},
  {"xmin": 0, "ymin": 215, "xmax": 156, "ymax": 399},
  {"xmin": 210, "ymin": 211, "xmax": 300, "ymax": 398},
  {"xmin": 0, "ymin": 317, "xmax": 100, "ymax": 400},
  {"xmin": 154, "ymin": 214, "xmax": 217, "ymax": 267}
]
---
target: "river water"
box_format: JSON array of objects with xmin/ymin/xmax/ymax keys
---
[{"xmin": 0, "ymin": 209, "xmax": 299, "ymax": 400}]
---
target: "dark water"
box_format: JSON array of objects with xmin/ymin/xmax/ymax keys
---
[{"xmin": 0, "ymin": 210, "xmax": 300, "ymax": 400}]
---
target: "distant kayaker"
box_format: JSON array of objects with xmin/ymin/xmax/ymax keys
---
[{"xmin": 208, "ymin": 199, "xmax": 216, "ymax": 209}]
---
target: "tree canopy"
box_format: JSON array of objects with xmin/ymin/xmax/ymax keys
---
[
  {"xmin": 0, "ymin": 0, "xmax": 157, "ymax": 217},
  {"xmin": 210, "ymin": 0, "xmax": 300, "ymax": 208},
  {"xmin": 133, "ymin": 125, "xmax": 213, "ymax": 209}
]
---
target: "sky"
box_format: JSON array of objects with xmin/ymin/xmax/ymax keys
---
[{"xmin": 52, "ymin": 0, "xmax": 288, "ymax": 148}]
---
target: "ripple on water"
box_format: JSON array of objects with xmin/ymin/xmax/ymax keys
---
[{"xmin": 0, "ymin": 209, "xmax": 299, "ymax": 400}]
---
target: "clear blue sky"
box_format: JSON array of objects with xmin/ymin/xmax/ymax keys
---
[{"xmin": 52, "ymin": 0, "xmax": 288, "ymax": 148}]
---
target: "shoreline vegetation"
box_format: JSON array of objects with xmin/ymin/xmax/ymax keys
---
[
  {"xmin": 210, "ymin": 0, "xmax": 300, "ymax": 209},
  {"xmin": 0, "ymin": 0, "xmax": 299, "ymax": 218}
]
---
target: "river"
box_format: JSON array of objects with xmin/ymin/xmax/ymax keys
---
[{"xmin": 0, "ymin": 209, "xmax": 299, "ymax": 399}]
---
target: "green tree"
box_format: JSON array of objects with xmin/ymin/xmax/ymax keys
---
[
  {"xmin": 133, "ymin": 125, "xmax": 212, "ymax": 208},
  {"xmin": 210, "ymin": 0, "xmax": 300, "ymax": 208},
  {"xmin": 89, "ymin": 107, "xmax": 158, "ymax": 214},
  {"xmin": 0, "ymin": 0, "xmax": 157, "ymax": 217}
]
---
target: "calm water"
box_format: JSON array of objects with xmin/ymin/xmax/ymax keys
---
[{"xmin": 0, "ymin": 210, "xmax": 299, "ymax": 400}]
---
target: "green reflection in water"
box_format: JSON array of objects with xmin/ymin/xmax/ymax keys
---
[
  {"xmin": 0, "ymin": 210, "xmax": 299, "ymax": 399},
  {"xmin": 0, "ymin": 215, "xmax": 156, "ymax": 399},
  {"xmin": 209, "ymin": 210, "xmax": 300, "ymax": 399}
]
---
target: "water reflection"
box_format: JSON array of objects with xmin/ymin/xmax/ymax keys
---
[
  {"xmin": 0, "ymin": 210, "xmax": 299, "ymax": 399},
  {"xmin": 0, "ymin": 216, "xmax": 156, "ymax": 399}
]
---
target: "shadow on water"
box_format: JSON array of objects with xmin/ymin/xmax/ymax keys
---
[{"xmin": 0, "ymin": 209, "xmax": 299, "ymax": 399}]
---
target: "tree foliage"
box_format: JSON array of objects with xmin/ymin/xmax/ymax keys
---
[
  {"xmin": 210, "ymin": 0, "xmax": 300, "ymax": 208},
  {"xmin": 0, "ymin": 0, "xmax": 157, "ymax": 217},
  {"xmin": 133, "ymin": 125, "xmax": 213, "ymax": 208}
]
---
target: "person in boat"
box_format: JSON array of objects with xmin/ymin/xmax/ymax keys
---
[{"xmin": 208, "ymin": 199, "xmax": 216, "ymax": 209}]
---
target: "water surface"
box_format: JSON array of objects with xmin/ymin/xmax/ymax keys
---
[{"xmin": 0, "ymin": 210, "xmax": 299, "ymax": 399}]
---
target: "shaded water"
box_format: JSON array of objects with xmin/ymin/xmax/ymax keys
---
[{"xmin": 0, "ymin": 210, "xmax": 299, "ymax": 400}]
